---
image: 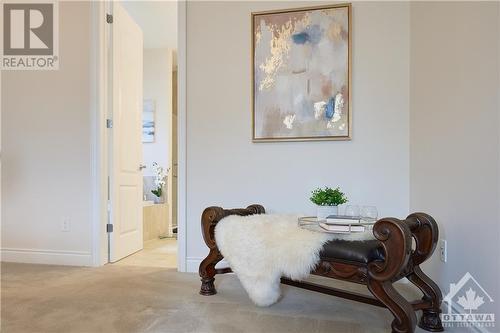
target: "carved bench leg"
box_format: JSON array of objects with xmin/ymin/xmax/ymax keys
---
[
  {"xmin": 407, "ymin": 266, "xmax": 444, "ymax": 332},
  {"xmin": 368, "ymin": 280, "xmax": 417, "ymax": 333},
  {"xmin": 199, "ymin": 248, "xmax": 223, "ymax": 296}
]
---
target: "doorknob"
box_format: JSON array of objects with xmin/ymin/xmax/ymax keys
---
[{"xmin": 139, "ymin": 164, "xmax": 147, "ymax": 170}]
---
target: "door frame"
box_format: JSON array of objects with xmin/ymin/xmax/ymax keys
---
[{"xmin": 90, "ymin": 1, "xmax": 187, "ymax": 271}]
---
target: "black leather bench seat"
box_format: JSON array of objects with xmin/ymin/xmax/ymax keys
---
[{"xmin": 319, "ymin": 239, "xmax": 385, "ymax": 264}]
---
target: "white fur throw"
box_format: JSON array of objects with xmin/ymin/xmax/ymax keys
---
[{"xmin": 215, "ymin": 214, "xmax": 374, "ymax": 307}]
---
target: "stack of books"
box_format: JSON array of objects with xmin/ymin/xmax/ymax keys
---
[{"xmin": 318, "ymin": 215, "xmax": 365, "ymax": 233}]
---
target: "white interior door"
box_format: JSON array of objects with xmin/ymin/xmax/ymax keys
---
[{"xmin": 109, "ymin": 3, "xmax": 144, "ymax": 262}]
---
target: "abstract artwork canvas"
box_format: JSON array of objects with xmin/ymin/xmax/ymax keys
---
[
  {"xmin": 142, "ymin": 99, "xmax": 155, "ymax": 143},
  {"xmin": 252, "ymin": 4, "xmax": 351, "ymax": 141}
]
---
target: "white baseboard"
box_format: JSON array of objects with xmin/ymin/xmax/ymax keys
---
[
  {"xmin": 1, "ymin": 248, "xmax": 93, "ymax": 266},
  {"xmin": 186, "ymin": 257, "xmax": 201, "ymax": 273},
  {"xmin": 396, "ymin": 277, "xmax": 410, "ymax": 284},
  {"xmin": 186, "ymin": 256, "xmax": 230, "ymax": 273}
]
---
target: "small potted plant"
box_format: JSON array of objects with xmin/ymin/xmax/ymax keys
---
[
  {"xmin": 151, "ymin": 162, "xmax": 167, "ymax": 203},
  {"xmin": 310, "ymin": 186, "xmax": 348, "ymax": 219}
]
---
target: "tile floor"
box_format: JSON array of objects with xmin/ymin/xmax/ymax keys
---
[{"xmin": 114, "ymin": 238, "xmax": 177, "ymax": 268}]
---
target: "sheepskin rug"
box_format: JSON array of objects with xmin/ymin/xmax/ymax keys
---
[{"xmin": 215, "ymin": 214, "xmax": 374, "ymax": 307}]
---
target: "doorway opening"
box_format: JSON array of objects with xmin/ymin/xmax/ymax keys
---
[{"xmin": 105, "ymin": 1, "xmax": 179, "ymax": 269}]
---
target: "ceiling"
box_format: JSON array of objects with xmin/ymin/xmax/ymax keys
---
[{"xmin": 121, "ymin": 1, "xmax": 177, "ymax": 50}]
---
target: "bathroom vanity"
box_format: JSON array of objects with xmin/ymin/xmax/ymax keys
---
[{"xmin": 143, "ymin": 202, "xmax": 171, "ymax": 241}]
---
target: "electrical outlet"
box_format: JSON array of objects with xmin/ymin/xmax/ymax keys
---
[
  {"xmin": 440, "ymin": 239, "xmax": 447, "ymax": 262},
  {"xmin": 61, "ymin": 218, "xmax": 70, "ymax": 232}
]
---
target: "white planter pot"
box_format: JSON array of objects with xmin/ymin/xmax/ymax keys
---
[{"xmin": 317, "ymin": 205, "xmax": 338, "ymax": 220}]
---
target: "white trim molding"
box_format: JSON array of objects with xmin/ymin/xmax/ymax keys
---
[
  {"xmin": 186, "ymin": 257, "xmax": 202, "ymax": 273},
  {"xmin": 89, "ymin": 1, "xmax": 187, "ymax": 270},
  {"xmin": 176, "ymin": 0, "xmax": 187, "ymax": 272},
  {"xmin": 186, "ymin": 257, "xmax": 229, "ymax": 274},
  {"xmin": 90, "ymin": 0, "xmax": 109, "ymax": 267},
  {"xmin": 1, "ymin": 248, "xmax": 93, "ymax": 267}
]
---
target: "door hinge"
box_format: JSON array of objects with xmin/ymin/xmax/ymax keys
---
[
  {"xmin": 106, "ymin": 119, "xmax": 113, "ymax": 128},
  {"xmin": 106, "ymin": 224, "xmax": 114, "ymax": 233},
  {"xmin": 106, "ymin": 14, "xmax": 113, "ymax": 24}
]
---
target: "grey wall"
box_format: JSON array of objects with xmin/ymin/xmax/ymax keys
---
[
  {"xmin": 410, "ymin": 1, "xmax": 500, "ymax": 313},
  {"xmin": 1, "ymin": 2, "xmax": 93, "ymax": 265},
  {"xmin": 186, "ymin": 1, "xmax": 411, "ymax": 270}
]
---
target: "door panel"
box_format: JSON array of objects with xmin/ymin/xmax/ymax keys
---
[{"xmin": 110, "ymin": 3, "xmax": 144, "ymax": 262}]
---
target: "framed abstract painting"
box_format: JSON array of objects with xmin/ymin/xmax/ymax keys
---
[{"xmin": 252, "ymin": 3, "xmax": 352, "ymax": 142}]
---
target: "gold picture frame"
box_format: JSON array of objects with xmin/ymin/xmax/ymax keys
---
[{"xmin": 252, "ymin": 3, "xmax": 352, "ymax": 142}]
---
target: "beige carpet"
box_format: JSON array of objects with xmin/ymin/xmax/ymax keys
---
[{"xmin": 1, "ymin": 262, "xmax": 428, "ymax": 333}]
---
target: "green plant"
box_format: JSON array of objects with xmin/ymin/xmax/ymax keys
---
[
  {"xmin": 151, "ymin": 188, "xmax": 162, "ymax": 198},
  {"xmin": 151, "ymin": 162, "xmax": 167, "ymax": 198},
  {"xmin": 310, "ymin": 187, "xmax": 348, "ymax": 206}
]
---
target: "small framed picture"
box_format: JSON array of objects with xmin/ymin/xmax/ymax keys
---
[{"xmin": 142, "ymin": 99, "xmax": 155, "ymax": 143}]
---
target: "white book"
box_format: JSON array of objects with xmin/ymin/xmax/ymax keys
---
[
  {"xmin": 325, "ymin": 215, "xmax": 362, "ymax": 224},
  {"xmin": 319, "ymin": 222, "xmax": 365, "ymax": 233}
]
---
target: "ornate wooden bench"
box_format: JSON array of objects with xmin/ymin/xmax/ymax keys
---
[{"xmin": 198, "ymin": 204, "xmax": 444, "ymax": 333}]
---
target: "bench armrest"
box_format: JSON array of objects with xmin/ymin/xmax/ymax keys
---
[
  {"xmin": 368, "ymin": 218, "xmax": 413, "ymax": 281},
  {"xmin": 405, "ymin": 213, "xmax": 439, "ymax": 266},
  {"xmin": 201, "ymin": 204, "xmax": 266, "ymax": 248}
]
